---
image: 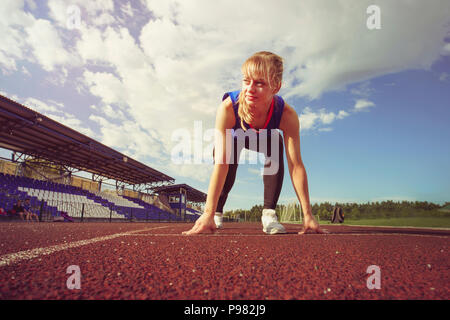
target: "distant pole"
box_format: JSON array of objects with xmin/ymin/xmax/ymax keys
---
[{"xmin": 39, "ymin": 200, "xmax": 44, "ymax": 222}]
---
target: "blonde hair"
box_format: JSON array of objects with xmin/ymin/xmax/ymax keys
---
[{"xmin": 238, "ymin": 51, "xmax": 283, "ymax": 131}]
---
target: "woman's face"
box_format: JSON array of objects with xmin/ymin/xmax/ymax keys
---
[{"xmin": 242, "ymin": 72, "xmax": 279, "ymax": 118}]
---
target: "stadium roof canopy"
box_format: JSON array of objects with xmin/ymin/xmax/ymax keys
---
[
  {"xmin": 0, "ymin": 94, "xmax": 175, "ymax": 186},
  {"xmin": 151, "ymin": 184, "xmax": 207, "ymax": 203}
]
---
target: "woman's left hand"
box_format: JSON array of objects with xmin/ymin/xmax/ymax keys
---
[{"xmin": 298, "ymin": 215, "xmax": 329, "ymax": 234}]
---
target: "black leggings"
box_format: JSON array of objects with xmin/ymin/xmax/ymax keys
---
[{"xmin": 214, "ymin": 130, "xmax": 284, "ymax": 213}]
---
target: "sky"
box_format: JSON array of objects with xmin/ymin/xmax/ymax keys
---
[{"xmin": 0, "ymin": 0, "xmax": 449, "ymax": 210}]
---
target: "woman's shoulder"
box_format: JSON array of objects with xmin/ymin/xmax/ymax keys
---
[
  {"xmin": 217, "ymin": 96, "xmax": 236, "ymax": 129},
  {"xmin": 222, "ymin": 90, "xmax": 241, "ymax": 104},
  {"xmin": 221, "ymin": 95, "xmax": 234, "ymax": 110},
  {"xmin": 279, "ymin": 102, "xmax": 299, "ymax": 132},
  {"xmin": 281, "ymin": 102, "xmax": 297, "ymax": 115}
]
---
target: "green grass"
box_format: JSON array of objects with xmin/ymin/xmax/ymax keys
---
[{"xmin": 317, "ymin": 217, "xmax": 450, "ymax": 228}]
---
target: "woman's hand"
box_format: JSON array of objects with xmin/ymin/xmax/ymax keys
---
[
  {"xmin": 299, "ymin": 214, "xmax": 329, "ymax": 234},
  {"xmin": 182, "ymin": 213, "xmax": 217, "ymax": 235}
]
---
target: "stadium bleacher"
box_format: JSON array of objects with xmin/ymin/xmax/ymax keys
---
[
  {"xmin": 121, "ymin": 195, "xmax": 201, "ymax": 222},
  {"xmin": 0, "ymin": 173, "xmax": 186, "ymax": 222},
  {"xmin": 185, "ymin": 207, "xmax": 203, "ymax": 221},
  {"xmin": 0, "ymin": 93, "xmax": 205, "ymax": 224}
]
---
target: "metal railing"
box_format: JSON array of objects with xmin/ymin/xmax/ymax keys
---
[{"xmin": 1, "ymin": 194, "xmax": 197, "ymax": 223}]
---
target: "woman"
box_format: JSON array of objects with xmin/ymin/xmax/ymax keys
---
[{"xmin": 183, "ymin": 51, "xmax": 327, "ymax": 235}]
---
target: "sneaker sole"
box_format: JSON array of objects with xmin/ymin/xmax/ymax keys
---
[{"xmin": 263, "ymin": 228, "xmax": 286, "ymax": 235}]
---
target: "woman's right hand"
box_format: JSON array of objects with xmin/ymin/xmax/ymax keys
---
[{"xmin": 182, "ymin": 213, "xmax": 217, "ymax": 235}]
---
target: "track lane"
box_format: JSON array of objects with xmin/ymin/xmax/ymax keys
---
[{"xmin": 0, "ymin": 222, "xmax": 448, "ymax": 299}]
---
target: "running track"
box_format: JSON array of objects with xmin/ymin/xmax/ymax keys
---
[{"xmin": 0, "ymin": 222, "xmax": 448, "ymax": 300}]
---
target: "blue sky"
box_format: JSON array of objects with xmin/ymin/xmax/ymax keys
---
[{"xmin": 0, "ymin": 0, "xmax": 449, "ymax": 210}]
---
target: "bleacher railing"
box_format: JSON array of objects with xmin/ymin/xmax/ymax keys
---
[{"xmin": 1, "ymin": 195, "xmax": 199, "ymax": 223}]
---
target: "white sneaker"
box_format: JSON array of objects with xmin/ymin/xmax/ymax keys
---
[
  {"xmin": 214, "ymin": 212, "xmax": 223, "ymax": 229},
  {"xmin": 261, "ymin": 209, "xmax": 286, "ymax": 234}
]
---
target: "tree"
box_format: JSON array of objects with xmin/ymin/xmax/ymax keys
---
[{"xmin": 349, "ymin": 207, "xmax": 361, "ymax": 220}]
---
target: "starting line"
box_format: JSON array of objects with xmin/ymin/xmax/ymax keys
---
[{"xmin": 122, "ymin": 232, "xmax": 449, "ymax": 239}]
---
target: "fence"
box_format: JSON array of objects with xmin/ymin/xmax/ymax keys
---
[{"xmin": 0, "ymin": 194, "xmax": 197, "ymax": 223}]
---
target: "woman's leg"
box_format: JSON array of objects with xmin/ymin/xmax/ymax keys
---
[
  {"xmin": 260, "ymin": 131, "xmax": 286, "ymax": 234},
  {"xmin": 262, "ymin": 132, "xmax": 284, "ymax": 210},
  {"xmin": 216, "ymin": 131, "xmax": 284, "ymax": 211},
  {"xmin": 215, "ymin": 162, "xmax": 238, "ymax": 213},
  {"xmin": 213, "ymin": 137, "xmax": 243, "ymax": 213}
]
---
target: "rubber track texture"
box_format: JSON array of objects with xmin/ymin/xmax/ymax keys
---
[{"xmin": 0, "ymin": 222, "xmax": 448, "ymax": 300}]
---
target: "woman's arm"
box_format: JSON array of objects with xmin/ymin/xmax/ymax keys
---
[
  {"xmin": 182, "ymin": 97, "xmax": 236, "ymax": 235},
  {"xmin": 280, "ymin": 104, "xmax": 328, "ymax": 234}
]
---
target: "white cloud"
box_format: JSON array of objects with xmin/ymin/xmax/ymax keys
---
[
  {"xmin": 25, "ymin": 19, "xmax": 71, "ymax": 71},
  {"xmin": 0, "ymin": 1, "xmax": 33, "ymax": 72},
  {"xmin": 354, "ymin": 99, "xmax": 375, "ymax": 112},
  {"xmin": 75, "ymin": 27, "xmax": 106, "ymax": 63},
  {"xmin": 2, "ymin": 0, "xmax": 450, "ymax": 185},
  {"xmin": 48, "ymin": 113, "xmax": 96, "ymax": 138},
  {"xmin": 121, "ymin": 2, "xmax": 134, "ymax": 17},
  {"xmin": 88, "ymin": 114, "xmax": 164, "ymax": 161},
  {"xmin": 320, "ymin": 111, "xmax": 336, "ymax": 125},
  {"xmin": 3, "ymin": 93, "xmax": 96, "ymax": 138},
  {"xmin": 439, "ymin": 72, "xmax": 449, "ymax": 81},
  {"xmin": 164, "ymin": 163, "xmax": 213, "ymax": 182},
  {"xmin": 337, "ymin": 110, "xmax": 349, "ymax": 119},
  {"xmin": 299, "ymin": 108, "xmax": 319, "ymax": 131},
  {"xmin": 350, "ymin": 81, "xmax": 375, "ymax": 98},
  {"xmin": 24, "ymin": 97, "xmax": 62, "ymax": 113},
  {"xmin": 47, "ymin": 0, "xmax": 115, "ymax": 28},
  {"xmin": 82, "ymin": 70, "xmax": 128, "ymax": 106},
  {"xmin": 25, "ymin": 0, "xmax": 37, "ymax": 11},
  {"xmin": 0, "ymin": 91, "xmax": 19, "ymax": 101},
  {"xmin": 101, "ymin": 104, "xmax": 127, "ymax": 121},
  {"xmin": 21, "ymin": 66, "xmax": 31, "ymax": 77},
  {"xmin": 441, "ymin": 43, "xmax": 450, "ymax": 56},
  {"xmin": 277, "ymin": 0, "xmax": 450, "ymax": 100},
  {"xmin": 93, "ymin": 12, "xmax": 116, "ymax": 26},
  {"xmin": 0, "ymin": 0, "xmax": 74, "ymax": 75},
  {"xmin": 0, "ymin": 51, "xmax": 17, "ymax": 74},
  {"xmin": 85, "ymin": 113, "xmax": 213, "ymax": 182},
  {"xmin": 299, "ymin": 107, "xmax": 349, "ymax": 131}
]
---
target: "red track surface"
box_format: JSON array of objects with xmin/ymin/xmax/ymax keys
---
[{"xmin": 0, "ymin": 222, "xmax": 448, "ymax": 300}]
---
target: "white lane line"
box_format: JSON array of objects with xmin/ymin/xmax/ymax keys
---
[
  {"xmin": 122, "ymin": 232, "xmax": 449, "ymax": 238},
  {"xmin": 336, "ymin": 224, "xmax": 450, "ymax": 231},
  {"xmin": 0, "ymin": 226, "xmax": 168, "ymax": 268}
]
